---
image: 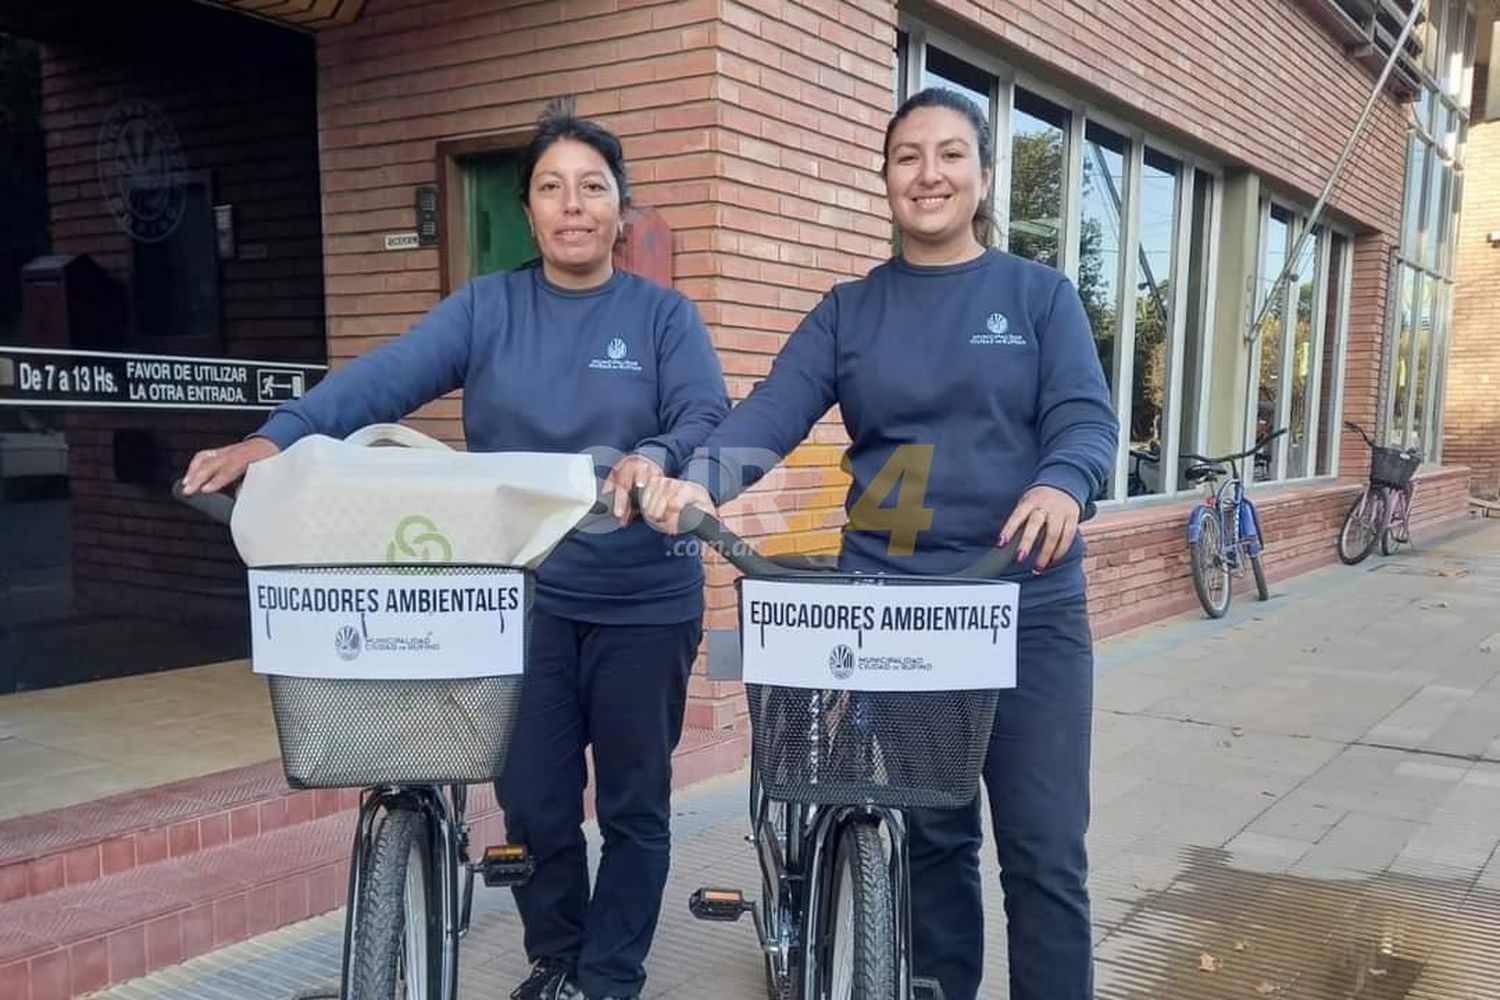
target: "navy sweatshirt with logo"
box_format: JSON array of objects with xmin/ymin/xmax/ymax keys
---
[
  {"xmin": 255, "ymin": 266, "xmax": 729, "ymax": 624},
  {"xmin": 687, "ymin": 249, "xmax": 1118, "ymax": 608}
]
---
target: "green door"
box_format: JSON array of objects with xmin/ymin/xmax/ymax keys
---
[{"xmin": 464, "ymin": 154, "xmax": 538, "ymax": 277}]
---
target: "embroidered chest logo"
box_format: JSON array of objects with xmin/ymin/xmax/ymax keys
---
[
  {"xmin": 590, "ymin": 336, "xmax": 643, "ymax": 372},
  {"xmin": 970, "ymin": 312, "xmax": 1026, "ymax": 346}
]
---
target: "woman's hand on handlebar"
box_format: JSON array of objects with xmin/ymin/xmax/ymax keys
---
[
  {"xmin": 604, "ymin": 452, "xmax": 665, "ymax": 523},
  {"xmin": 1000, "ymin": 484, "xmax": 1081, "ymax": 573},
  {"xmin": 180, "ymin": 437, "xmax": 281, "ymax": 495},
  {"xmin": 639, "ymin": 477, "xmax": 716, "ymax": 535}
]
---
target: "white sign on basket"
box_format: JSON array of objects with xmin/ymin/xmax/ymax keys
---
[
  {"xmin": 247, "ymin": 569, "xmax": 526, "ymax": 680},
  {"xmin": 738, "ymin": 578, "xmax": 1020, "ymax": 692}
]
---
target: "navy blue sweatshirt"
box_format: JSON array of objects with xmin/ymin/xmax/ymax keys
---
[
  {"xmin": 687, "ymin": 250, "xmax": 1118, "ymax": 608},
  {"xmin": 256, "ymin": 266, "xmax": 729, "ymax": 624}
]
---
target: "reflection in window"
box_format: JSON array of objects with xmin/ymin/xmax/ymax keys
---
[
  {"xmin": 1127, "ymin": 149, "xmax": 1179, "ymax": 497},
  {"xmin": 922, "ymin": 46, "xmax": 994, "ymax": 122},
  {"xmin": 1401, "ymin": 137, "xmax": 1426, "ymax": 258},
  {"xmin": 1423, "ymin": 150, "xmax": 1444, "ymax": 272},
  {"xmin": 1078, "ymin": 123, "xmax": 1126, "ymax": 397},
  {"xmin": 1316, "ymin": 236, "xmax": 1348, "ymax": 476},
  {"xmin": 1177, "ymin": 171, "xmax": 1215, "ymax": 490},
  {"xmin": 1008, "ymin": 89, "xmax": 1067, "ymax": 268},
  {"xmin": 1255, "ymin": 206, "xmax": 1290, "ymax": 480},
  {"xmin": 1078, "ymin": 123, "xmax": 1126, "ymax": 498},
  {"xmin": 1410, "ymin": 276, "xmax": 1434, "ymax": 451},
  {"xmin": 1391, "ymin": 267, "xmax": 1416, "ymax": 447},
  {"xmin": 1286, "ymin": 232, "xmax": 1318, "ymax": 478}
]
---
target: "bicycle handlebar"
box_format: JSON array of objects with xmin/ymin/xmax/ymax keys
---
[
  {"xmin": 1342, "ymin": 420, "xmax": 1377, "ymax": 450},
  {"xmin": 173, "ymin": 479, "xmax": 235, "ymax": 526},
  {"xmin": 650, "ymin": 487, "xmax": 1097, "ymax": 581},
  {"xmin": 1181, "ymin": 427, "xmax": 1287, "ymax": 467}
]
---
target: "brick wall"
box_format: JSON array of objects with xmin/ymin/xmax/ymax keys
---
[
  {"xmin": 37, "ymin": 4, "xmax": 325, "ymax": 622},
  {"xmin": 1446, "ymin": 67, "xmax": 1499, "ymax": 497}
]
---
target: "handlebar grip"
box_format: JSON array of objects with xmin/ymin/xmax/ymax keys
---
[{"xmin": 172, "ymin": 479, "xmax": 235, "ymax": 526}]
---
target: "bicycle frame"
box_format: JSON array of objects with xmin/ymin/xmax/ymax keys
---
[{"xmin": 1185, "ymin": 454, "xmax": 1264, "ymax": 567}]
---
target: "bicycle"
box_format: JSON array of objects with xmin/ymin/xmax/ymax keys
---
[
  {"xmin": 1180, "ymin": 428, "xmax": 1286, "ymax": 618},
  {"xmin": 675, "ymin": 493, "xmax": 1093, "ymax": 1000},
  {"xmin": 173, "ymin": 479, "xmax": 602, "ymax": 1000},
  {"xmin": 1337, "ymin": 421, "xmax": 1422, "ymax": 565}
]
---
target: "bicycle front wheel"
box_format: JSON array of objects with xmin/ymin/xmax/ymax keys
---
[
  {"xmin": 821, "ymin": 820, "xmax": 895, "ymax": 1000},
  {"xmin": 349, "ymin": 805, "xmax": 436, "ymax": 1000},
  {"xmin": 1249, "ymin": 505, "xmax": 1270, "ymax": 602},
  {"xmin": 1338, "ymin": 488, "xmax": 1386, "ymax": 566},
  {"xmin": 1189, "ymin": 508, "xmax": 1231, "ymax": 618}
]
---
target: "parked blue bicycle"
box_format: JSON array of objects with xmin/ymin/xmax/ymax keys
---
[{"xmin": 1181, "ymin": 428, "xmax": 1286, "ymax": 618}]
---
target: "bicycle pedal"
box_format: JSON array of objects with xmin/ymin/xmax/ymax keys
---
[
  {"xmin": 479, "ymin": 844, "xmax": 535, "ymax": 887},
  {"xmin": 911, "ymin": 976, "xmax": 947, "ymax": 1000},
  {"xmin": 689, "ymin": 887, "xmax": 751, "ymax": 922}
]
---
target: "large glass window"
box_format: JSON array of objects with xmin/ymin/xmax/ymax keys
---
[
  {"xmin": 1176, "ymin": 170, "xmax": 1216, "ymax": 490},
  {"xmin": 897, "ymin": 23, "xmax": 1233, "ymax": 502},
  {"xmin": 1251, "ymin": 202, "xmax": 1348, "ymax": 482},
  {"xmin": 1008, "ymin": 89, "xmax": 1068, "ymax": 269},
  {"xmin": 1382, "ymin": 0, "xmax": 1477, "ymax": 458},
  {"xmin": 1127, "ymin": 149, "xmax": 1179, "ymax": 497},
  {"xmin": 1079, "ymin": 123, "xmax": 1127, "ymax": 411}
]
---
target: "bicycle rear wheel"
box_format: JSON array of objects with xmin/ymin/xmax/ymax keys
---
[
  {"xmin": 1381, "ymin": 487, "xmax": 1413, "ymax": 556},
  {"xmin": 821, "ymin": 820, "xmax": 895, "ymax": 1000},
  {"xmin": 1189, "ymin": 508, "xmax": 1231, "ymax": 618},
  {"xmin": 349, "ymin": 805, "xmax": 436, "ymax": 1000},
  {"xmin": 1338, "ymin": 488, "xmax": 1386, "ymax": 566}
]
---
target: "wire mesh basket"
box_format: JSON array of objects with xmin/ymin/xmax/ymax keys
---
[
  {"xmin": 745, "ymin": 684, "xmax": 998, "ymax": 809},
  {"xmin": 259, "ymin": 565, "xmax": 529, "ymax": 789},
  {"xmin": 1370, "ymin": 446, "xmax": 1421, "ymax": 489}
]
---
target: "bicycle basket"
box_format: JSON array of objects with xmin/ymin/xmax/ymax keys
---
[
  {"xmin": 258, "ymin": 565, "xmax": 528, "ymax": 788},
  {"xmin": 746, "ymin": 685, "xmax": 997, "ymax": 809},
  {"xmin": 1369, "ymin": 446, "xmax": 1420, "ymax": 489}
]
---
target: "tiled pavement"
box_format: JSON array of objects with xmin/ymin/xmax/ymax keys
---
[{"xmin": 96, "ymin": 520, "xmax": 1500, "ymax": 999}]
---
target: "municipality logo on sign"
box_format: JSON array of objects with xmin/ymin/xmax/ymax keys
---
[
  {"xmin": 971, "ymin": 311, "xmax": 1026, "ymax": 346},
  {"xmin": 334, "ymin": 625, "xmax": 362, "ymax": 661},
  {"xmin": 828, "ymin": 644, "xmax": 856, "ymax": 681},
  {"xmin": 590, "ymin": 336, "xmax": 643, "ymax": 372}
]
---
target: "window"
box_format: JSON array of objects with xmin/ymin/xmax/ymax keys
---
[
  {"xmin": 1249, "ymin": 201, "xmax": 1348, "ymax": 482},
  {"xmin": 1382, "ymin": 0, "xmax": 1477, "ymax": 458},
  {"xmin": 897, "ymin": 22, "xmax": 1228, "ymax": 502},
  {"xmin": 1008, "ymin": 89, "xmax": 1068, "ymax": 268},
  {"xmin": 131, "ymin": 171, "xmax": 221, "ymax": 346}
]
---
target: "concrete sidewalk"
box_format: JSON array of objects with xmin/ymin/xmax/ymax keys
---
[{"xmin": 97, "ymin": 519, "xmax": 1500, "ymax": 999}]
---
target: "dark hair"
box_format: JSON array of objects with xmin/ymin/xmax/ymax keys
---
[
  {"xmin": 518, "ymin": 96, "xmax": 631, "ymax": 210},
  {"xmin": 882, "ymin": 87, "xmax": 997, "ymax": 246}
]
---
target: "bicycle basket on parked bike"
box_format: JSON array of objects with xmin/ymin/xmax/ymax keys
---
[
  {"xmin": 738, "ymin": 575, "xmax": 1015, "ymax": 810},
  {"xmin": 1369, "ymin": 445, "xmax": 1421, "ymax": 488}
]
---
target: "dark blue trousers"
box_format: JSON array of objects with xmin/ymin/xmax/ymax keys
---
[
  {"xmin": 907, "ymin": 597, "xmax": 1095, "ymax": 1000},
  {"xmin": 495, "ymin": 610, "xmax": 699, "ymax": 999}
]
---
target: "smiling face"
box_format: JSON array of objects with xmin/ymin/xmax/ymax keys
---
[
  {"xmin": 884, "ymin": 105, "xmax": 992, "ymax": 263},
  {"xmin": 524, "ymin": 138, "xmax": 622, "ymax": 288}
]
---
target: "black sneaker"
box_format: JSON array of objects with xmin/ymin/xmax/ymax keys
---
[
  {"xmin": 557, "ymin": 981, "xmax": 633, "ymax": 1000},
  {"xmin": 511, "ymin": 958, "xmax": 573, "ymax": 1000}
]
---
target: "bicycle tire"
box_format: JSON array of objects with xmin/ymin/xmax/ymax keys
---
[
  {"xmin": 348, "ymin": 806, "xmax": 435, "ymax": 1000},
  {"xmin": 1381, "ymin": 487, "xmax": 1413, "ymax": 556},
  {"xmin": 1189, "ymin": 507, "xmax": 1230, "ymax": 618},
  {"xmin": 1337, "ymin": 488, "xmax": 1385, "ymax": 566},
  {"xmin": 821, "ymin": 820, "xmax": 895, "ymax": 1000},
  {"xmin": 1249, "ymin": 505, "xmax": 1269, "ymax": 602}
]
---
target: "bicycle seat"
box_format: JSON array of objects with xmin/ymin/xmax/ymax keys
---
[{"xmin": 1183, "ymin": 462, "xmax": 1227, "ymax": 485}]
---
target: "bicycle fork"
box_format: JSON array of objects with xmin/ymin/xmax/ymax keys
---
[{"xmin": 340, "ymin": 787, "xmax": 464, "ymax": 1000}]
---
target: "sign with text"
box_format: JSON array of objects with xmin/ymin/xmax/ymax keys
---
[
  {"xmin": 0, "ymin": 346, "xmax": 325, "ymax": 411},
  {"xmin": 738, "ymin": 578, "xmax": 1020, "ymax": 692},
  {"xmin": 247, "ymin": 568, "xmax": 527, "ymax": 680}
]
